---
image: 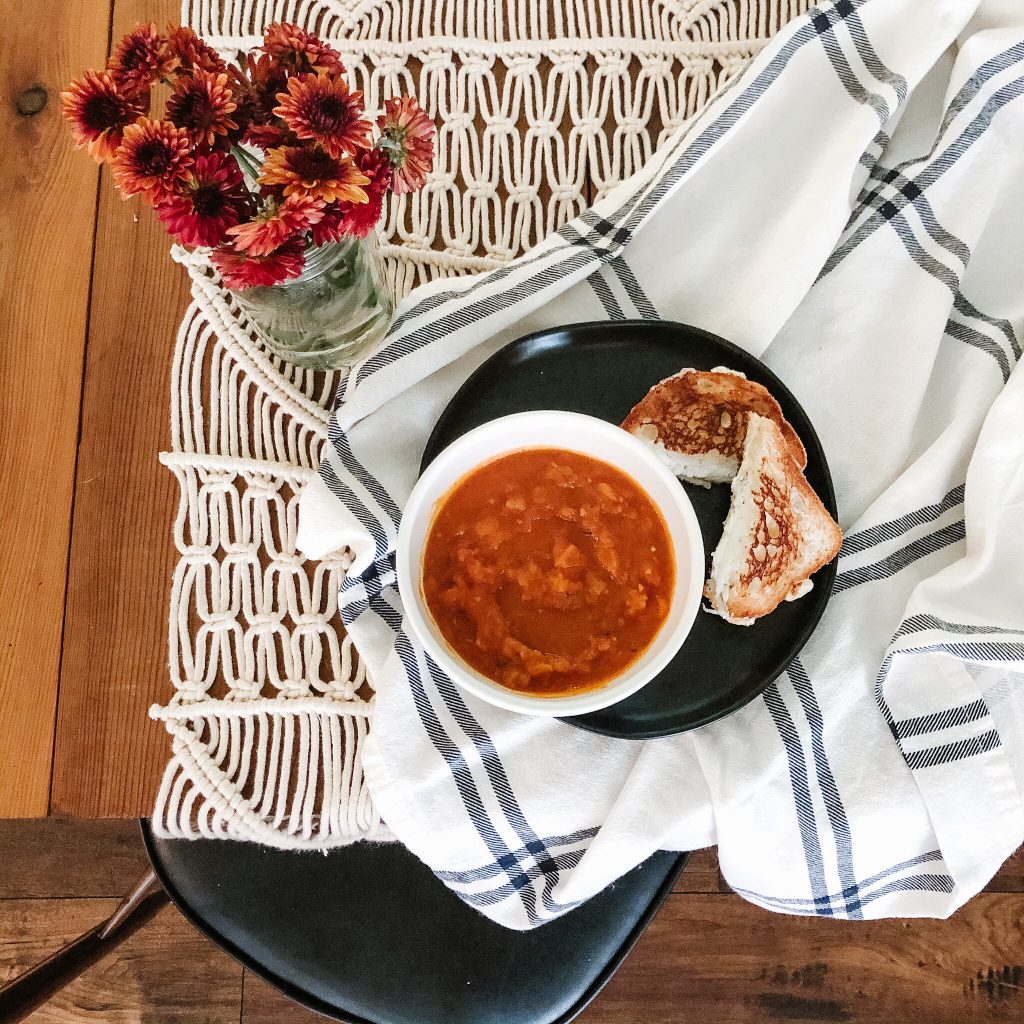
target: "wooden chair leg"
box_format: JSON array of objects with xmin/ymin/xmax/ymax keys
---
[{"xmin": 0, "ymin": 869, "xmax": 169, "ymax": 1024}]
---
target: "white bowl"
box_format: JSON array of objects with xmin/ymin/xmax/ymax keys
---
[{"xmin": 396, "ymin": 411, "xmax": 705, "ymax": 717}]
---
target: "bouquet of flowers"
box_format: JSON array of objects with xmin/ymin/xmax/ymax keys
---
[{"xmin": 62, "ymin": 22, "xmax": 435, "ymax": 291}]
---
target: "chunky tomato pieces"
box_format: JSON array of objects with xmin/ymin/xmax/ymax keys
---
[{"xmin": 422, "ymin": 448, "xmax": 674, "ymax": 696}]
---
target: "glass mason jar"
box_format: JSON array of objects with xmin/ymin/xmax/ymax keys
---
[{"xmin": 231, "ymin": 234, "xmax": 394, "ymax": 370}]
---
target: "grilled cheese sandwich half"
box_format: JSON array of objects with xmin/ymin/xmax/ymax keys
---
[
  {"xmin": 622, "ymin": 367, "xmax": 806, "ymax": 487},
  {"xmin": 704, "ymin": 413, "xmax": 841, "ymax": 624}
]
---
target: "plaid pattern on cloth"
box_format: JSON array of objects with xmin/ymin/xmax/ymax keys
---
[{"xmin": 299, "ymin": 0, "xmax": 1024, "ymax": 929}]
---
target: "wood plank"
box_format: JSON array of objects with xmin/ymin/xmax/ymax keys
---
[
  {"xmin": 1, "ymin": 816, "xmax": 1021, "ymax": 1022},
  {"xmin": 985, "ymin": 845, "xmax": 1024, "ymax": 893},
  {"xmin": 241, "ymin": 891, "xmax": 1024, "ymax": 1023},
  {"xmin": 0, "ymin": 0, "xmax": 113, "ymax": 816},
  {"xmin": 1, "ymin": 814, "xmax": 1017, "ymax": 902},
  {"xmin": 583, "ymin": 892, "xmax": 1024, "ymax": 1023},
  {"xmin": 51, "ymin": 0, "xmax": 189, "ymax": 818},
  {"xmin": 242, "ymin": 970, "xmax": 321, "ymax": 1024},
  {"xmin": 0, "ymin": 818, "xmax": 148, "ymax": 899},
  {"xmin": 673, "ymin": 847, "xmax": 723, "ymax": 894},
  {"xmin": 0, "ymin": 900, "xmax": 241, "ymax": 1023}
]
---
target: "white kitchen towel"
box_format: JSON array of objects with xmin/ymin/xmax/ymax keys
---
[{"xmin": 298, "ymin": 0, "xmax": 1024, "ymax": 929}]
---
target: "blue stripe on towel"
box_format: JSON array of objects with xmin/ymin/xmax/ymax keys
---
[
  {"xmin": 834, "ymin": 519, "xmax": 966, "ymax": 592},
  {"xmin": 840, "ymin": 485, "xmax": 964, "ymax": 557},
  {"xmin": 395, "ymin": 633, "xmax": 548, "ymax": 925},
  {"xmin": 763, "ymin": 682, "xmax": 832, "ymax": 914},
  {"xmin": 425, "ymin": 657, "xmax": 590, "ymax": 917},
  {"xmin": 788, "ymin": 657, "xmax": 861, "ymax": 917},
  {"xmin": 346, "ymin": 0, "xmax": 875, "ymax": 394},
  {"xmin": 735, "ymin": 849, "xmax": 952, "ymax": 913}
]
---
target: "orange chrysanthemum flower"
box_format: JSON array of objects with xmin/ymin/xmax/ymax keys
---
[
  {"xmin": 263, "ymin": 22, "xmax": 345, "ymax": 74},
  {"xmin": 226, "ymin": 194, "xmax": 324, "ymax": 256},
  {"xmin": 166, "ymin": 69, "xmax": 238, "ymax": 147},
  {"xmin": 108, "ymin": 23, "xmax": 175, "ymax": 93},
  {"xmin": 112, "ymin": 118, "xmax": 192, "ymax": 200},
  {"xmin": 273, "ymin": 73, "xmax": 370, "ymax": 159},
  {"xmin": 310, "ymin": 148, "xmax": 389, "ymax": 245},
  {"xmin": 376, "ymin": 96, "xmax": 435, "ymax": 195},
  {"xmin": 166, "ymin": 25, "xmax": 228, "ymax": 74},
  {"xmin": 258, "ymin": 146, "xmax": 369, "ymax": 204},
  {"xmin": 61, "ymin": 69, "xmax": 148, "ymax": 162},
  {"xmin": 156, "ymin": 152, "xmax": 252, "ymax": 247},
  {"xmin": 211, "ymin": 236, "xmax": 307, "ymax": 289}
]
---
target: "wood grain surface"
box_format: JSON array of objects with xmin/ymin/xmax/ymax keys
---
[
  {"xmin": 4, "ymin": 0, "xmax": 601, "ymax": 820},
  {"xmin": 241, "ymin": 970, "xmax": 321, "ymax": 1024},
  {"xmin": 0, "ymin": 0, "xmax": 114, "ymax": 816},
  {"xmin": 1, "ymin": 901, "xmax": 242, "ymax": 1023},
  {"xmin": 2, "ymin": 821, "xmax": 1023, "ymax": 1024},
  {"xmin": 49, "ymin": 0, "xmax": 188, "ymax": 818},
  {"xmin": 588, "ymin": 893, "xmax": 1024, "ymax": 1024},
  {"xmin": 1, "ymin": 5, "xmax": 1022, "ymax": 1020},
  {"xmin": 0, "ymin": 818, "xmax": 149, "ymax": 899},
  {"xmin": 673, "ymin": 846, "xmax": 727, "ymax": 894},
  {"xmin": 1, "ymin": 13, "xmax": 1023, "ymax": 1024}
]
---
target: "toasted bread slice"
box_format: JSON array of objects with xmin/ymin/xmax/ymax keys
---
[
  {"xmin": 704, "ymin": 414, "xmax": 841, "ymax": 625},
  {"xmin": 621, "ymin": 367, "xmax": 807, "ymax": 486}
]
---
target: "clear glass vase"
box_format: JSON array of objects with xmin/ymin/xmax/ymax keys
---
[{"xmin": 231, "ymin": 234, "xmax": 394, "ymax": 370}]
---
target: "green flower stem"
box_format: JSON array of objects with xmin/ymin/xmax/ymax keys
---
[
  {"xmin": 229, "ymin": 237, "xmax": 394, "ymax": 370},
  {"xmin": 231, "ymin": 144, "xmax": 263, "ymax": 189}
]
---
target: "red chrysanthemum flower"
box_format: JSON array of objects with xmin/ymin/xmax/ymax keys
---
[
  {"xmin": 155, "ymin": 152, "xmax": 252, "ymax": 247},
  {"xmin": 111, "ymin": 118, "xmax": 193, "ymax": 200},
  {"xmin": 108, "ymin": 23, "xmax": 175, "ymax": 93},
  {"xmin": 308, "ymin": 202, "xmax": 345, "ymax": 248},
  {"xmin": 61, "ymin": 70, "xmax": 148, "ymax": 162},
  {"xmin": 310, "ymin": 148, "xmax": 389, "ymax": 244},
  {"xmin": 230, "ymin": 52, "xmax": 289, "ymax": 145},
  {"xmin": 377, "ymin": 96, "xmax": 435, "ymax": 195},
  {"xmin": 240, "ymin": 52, "xmax": 288, "ymax": 115},
  {"xmin": 258, "ymin": 146, "xmax": 369, "ymax": 204},
  {"xmin": 166, "ymin": 69, "xmax": 238, "ymax": 147},
  {"xmin": 263, "ymin": 22, "xmax": 345, "ymax": 74},
  {"xmin": 273, "ymin": 73, "xmax": 370, "ymax": 159},
  {"xmin": 243, "ymin": 122, "xmax": 292, "ymax": 151},
  {"xmin": 166, "ymin": 25, "xmax": 228, "ymax": 74},
  {"xmin": 211, "ymin": 236, "xmax": 307, "ymax": 289},
  {"xmin": 350, "ymin": 145, "xmax": 385, "ymax": 223},
  {"xmin": 224, "ymin": 64, "xmax": 259, "ymax": 138},
  {"xmin": 226, "ymin": 195, "xmax": 324, "ymax": 256}
]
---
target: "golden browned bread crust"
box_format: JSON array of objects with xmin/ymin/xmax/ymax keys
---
[
  {"xmin": 704, "ymin": 414, "xmax": 842, "ymax": 624},
  {"xmin": 621, "ymin": 369, "xmax": 807, "ymax": 474}
]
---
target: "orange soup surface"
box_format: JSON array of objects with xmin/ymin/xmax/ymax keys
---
[{"xmin": 422, "ymin": 448, "xmax": 675, "ymax": 696}]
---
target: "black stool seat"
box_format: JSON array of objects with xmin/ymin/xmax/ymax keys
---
[{"xmin": 143, "ymin": 823, "xmax": 685, "ymax": 1024}]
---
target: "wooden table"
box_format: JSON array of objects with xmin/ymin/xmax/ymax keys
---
[
  {"xmin": 0, "ymin": 0, "xmax": 765, "ymax": 820},
  {"xmin": 2, "ymin": 0, "xmax": 187, "ymax": 818},
  {"xmin": 4, "ymin": 5, "xmax": 1024, "ymax": 1022},
  {"xmin": 2, "ymin": 819, "xmax": 1024, "ymax": 1023}
]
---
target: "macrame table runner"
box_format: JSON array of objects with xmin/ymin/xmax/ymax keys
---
[{"xmin": 151, "ymin": 0, "xmax": 812, "ymax": 848}]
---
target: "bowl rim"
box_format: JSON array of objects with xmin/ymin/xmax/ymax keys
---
[{"xmin": 396, "ymin": 410, "xmax": 706, "ymax": 717}]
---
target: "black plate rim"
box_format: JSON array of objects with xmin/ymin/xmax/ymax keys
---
[{"xmin": 421, "ymin": 319, "xmax": 839, "ymax": 739}]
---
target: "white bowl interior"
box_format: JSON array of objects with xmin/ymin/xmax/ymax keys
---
[{"xmin": 397, "ymin": 411, "xmax": 705, "ymax": 717}]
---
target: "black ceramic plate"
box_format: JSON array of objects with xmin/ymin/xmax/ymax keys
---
[{"xmin": 420, "ymin": 321, "xmax": 838, "ymax": 739}]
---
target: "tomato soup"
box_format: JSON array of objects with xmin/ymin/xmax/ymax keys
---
[{"xmin": 421, "ymin": 448, "xmax": 675, "ymax": 696}]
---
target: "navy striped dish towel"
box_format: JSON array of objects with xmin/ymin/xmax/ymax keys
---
[{"xmin": 298, "ymin": 0, "xmax": 1024, "ymax": 929}]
